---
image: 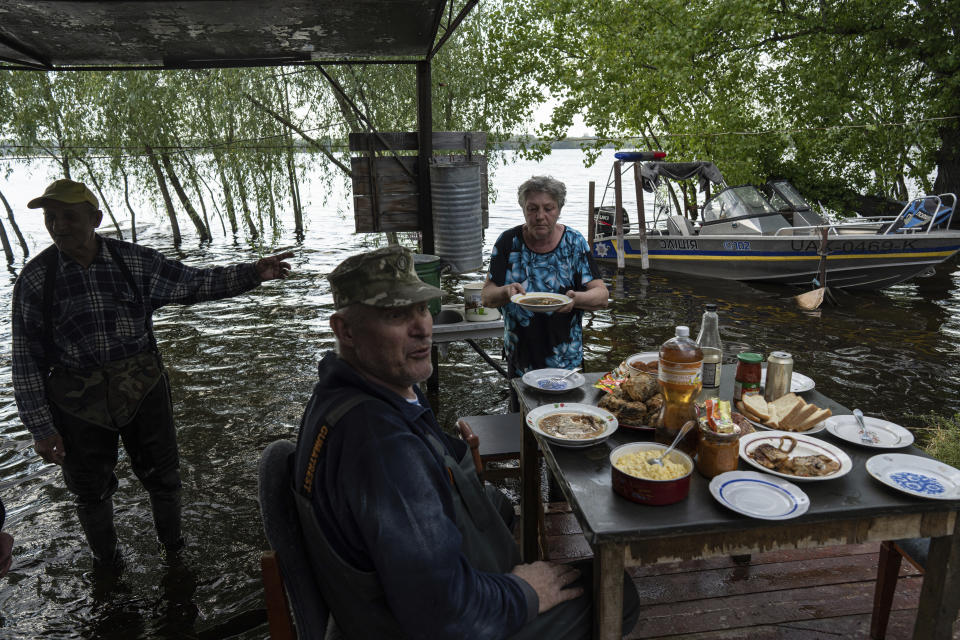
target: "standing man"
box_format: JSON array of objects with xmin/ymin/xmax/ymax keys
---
[
  {"xmin": 12, "ymin": 179, "xmax": 293, "ymax": 574},
  {"xmin": 291, "ymin": 245, "xmax": 637, "ymax": 638}
]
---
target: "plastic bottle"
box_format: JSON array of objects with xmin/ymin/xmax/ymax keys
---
[
  {"xmin": 656, "ymin": 325, "xmax": 703, "ymax": 455},
  {"xmin": 696, "ymin": 303, "xmax": 722, "ymax": 399}
]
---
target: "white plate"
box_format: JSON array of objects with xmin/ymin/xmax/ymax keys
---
[
  {"xmin": 825, "ymin": 415, "xmax": 915, "ymax": 449},
  {"xmin": 510, "ymin": 292, "xmax": 572, "ymax": 313},
  {"xmin": 739, "ymin": 431, "xmax": 852, "ymax": 481},
  {"xmin": 709, "ymin": 470, "xmax": 810, "ymax": 520},
  {"xmin": 613, "ymin": 351, "xmax": 658, "ymax": 378},
  {"xmin": 525, "ymin": 402, "xmax": 618, "ymax": 449},
  {"xmin": 521, "ymin": 368, "xmax": 586, "ymax": 394},
  {"xmin": 760, "ymin": 369, "xmax": 815, "ymax": 393},
  {"xmin": 742, "ymin": 414, "xmax": 828, "ymax": 435},
  {"xmin": 866, "ymin": 453, "xmax": 960, "ymax": 500}
]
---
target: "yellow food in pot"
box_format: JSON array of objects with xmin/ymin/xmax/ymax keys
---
[{"xmin": 615, "ymin": 450, "xmax": 688, "ymax": 480}]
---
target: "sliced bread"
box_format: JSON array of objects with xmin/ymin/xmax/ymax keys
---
[
  {"xmin": 770, "ymin": 392, "xmax": 801, "ymax": 416},
  {"xmin": 743, "ymin": 394, "xmax": 770, "ymax": 421},
  {"xmin": 782, "ymin": 403, "xmax": 819, "ymax": 431},
  {"xmin": 795, "ymin": 406, "xmax": 832, "ymax": 431}
]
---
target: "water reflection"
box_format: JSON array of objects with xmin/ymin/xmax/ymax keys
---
[{"xmin": 0, "ymin": 152, "xmax": 959, "ymax": 637}]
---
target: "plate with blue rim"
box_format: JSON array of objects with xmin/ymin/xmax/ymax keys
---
[
  {"xmin": 522, "ymin": 368, "xmax": 586, "ymax": 394},
  {"xmin": 865, "ymin": 453, "xmax": 960, "ymax": 500},
  {"xmin": 709, "ymin": 470, "xmax": 811, "ymax": 520}
]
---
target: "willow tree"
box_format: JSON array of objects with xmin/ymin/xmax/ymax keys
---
[{"xmin": 494, "ymin": 0, "xmax": 960, "ymax": 215}]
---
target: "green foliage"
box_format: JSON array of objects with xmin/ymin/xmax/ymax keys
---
[
  {"xmin": 915, "ymin": 413, "xmax": 960, "ymax": 469},
  {"xmin": 494, "ymin": 0, "xmax": 960, "ymax": 210}
]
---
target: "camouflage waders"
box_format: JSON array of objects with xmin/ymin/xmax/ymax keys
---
[{"xmin": 41, "ymin": 243, "xmax": 183, "ymax": 567}]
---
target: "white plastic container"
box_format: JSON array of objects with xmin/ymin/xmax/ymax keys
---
[{"xmin": 463, "ymin": 282, "xmax": 500, "ymax": 321}]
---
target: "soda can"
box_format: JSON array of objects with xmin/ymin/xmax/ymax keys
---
[{"xmin": 764, "ymin": 351, "xmax": 794, "ymax": 402}]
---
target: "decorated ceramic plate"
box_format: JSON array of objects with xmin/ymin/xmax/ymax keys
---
[
  {"xmin": 525, "ymin": 403, "xmax": 618, "ymax": 449},
  {"xmin": 738, "ymin": 431, "xmax": 852, "ymax": 482},
  {"xmin": 709, "ymin": 470, "xmax": 810, "ymax": 520},
  {"xmin": 760, "ymin": 370, "xmax": 815, "ymax": 393},
  {"xmin": 521, "ymin": 368, "xmax": 586, "ymax": 394},
  {"xmin": 510, "ymin": 292, "xmax": 572, "ymax": 313},
  {"xmin": 866, "ymin": 453, "xmax": 960, "ymax": 500},
  {"xmin": 825, "ymin": 415, "xmax": 915, "ymax": 449}
]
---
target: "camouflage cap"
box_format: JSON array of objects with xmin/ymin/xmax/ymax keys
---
[
  {"xmin": 27, "ymin": 179, "xmax": 99, "ymax": 210},
  {"xmin": 328, "ymin": 245, "xmax": 442, "ymax": 309}
]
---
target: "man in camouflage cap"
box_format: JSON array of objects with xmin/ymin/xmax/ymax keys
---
[{"xmin": 287, "ymin": 245, "xmax": 637, "ymax": 639}]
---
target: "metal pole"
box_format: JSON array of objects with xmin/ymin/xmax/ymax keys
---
[
  {"xmin": 588, "ymin": 180, "xmax": 596, "ymax": 247},
  {"xmin": 614, "ymin": 161, "xmax": 625, "ymax": 270},
  {"xmin": 633, "ymin": 164, "xmax": 649, "ymax": 270},
  {"xmin": 416, "ymin": 61, "xmax": 435, "ymax": 255}
]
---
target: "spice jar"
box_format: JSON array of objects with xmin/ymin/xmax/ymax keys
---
[
  {"xmin": 696, "ymin": 425, "xmax": 740, "ymax": 478},
  {"xmin": 733, "ymin": 352, "xmax": 763, "ymax": 402}
]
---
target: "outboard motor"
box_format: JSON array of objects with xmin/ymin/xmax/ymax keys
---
[{"xmin": 595, "ymin": 206, "xmax": 630, "ymax": 237}]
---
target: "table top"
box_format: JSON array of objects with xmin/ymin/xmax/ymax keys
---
[
  {"xmin": 514, "ymin": 368, "xmax": 960, "ymax": 546},
  {"xmin": 431, "ymin": 305, "xmax": 503, "ymax": 343}
]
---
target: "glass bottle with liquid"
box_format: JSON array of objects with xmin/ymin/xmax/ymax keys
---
[
  {"xmin": 696, "ymin": 303, "xmax": 722, "ymax": 400},
  {"xmin": 656, "ymin": 325, "xmax": 703, "ymax": 456}
]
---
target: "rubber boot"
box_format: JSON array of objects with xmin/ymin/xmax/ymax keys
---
[
  {"xmin": 76, "ymin": 499, "xmax": 122, "ymax": 576},
  {"xmin": 150, "ymin": 489, "xmax": 184, "ymax": 563}
]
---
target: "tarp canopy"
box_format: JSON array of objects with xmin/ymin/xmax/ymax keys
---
[
  {"xmin": 640, "ymin": 161, "xmax": 725, "ymax": 194},
  {"xmin": 0, "ymin": 0, "xmax": 461, "ymax": 70}
]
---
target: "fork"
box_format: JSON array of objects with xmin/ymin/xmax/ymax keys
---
[{"xmin": 853, "ymin": 408, "xmax": 874, "ymax": 444}]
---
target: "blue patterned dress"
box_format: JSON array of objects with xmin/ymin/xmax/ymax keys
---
[{"xmin": 487, "ymin": 225, "xmax": 601, "ymax": 377}]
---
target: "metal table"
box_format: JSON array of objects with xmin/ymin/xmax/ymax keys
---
[
  {"xmin": 427, "ymin": 311, "xmax": 507, "ymax": 390},
  {"xmin": 515, "ymin": 369, "xmax": 960, "ymax": 639}
]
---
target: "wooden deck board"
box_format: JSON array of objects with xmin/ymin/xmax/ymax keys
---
[{"xmin": 541, "ymin": 505, "xmax": 959, "ymax": 639}]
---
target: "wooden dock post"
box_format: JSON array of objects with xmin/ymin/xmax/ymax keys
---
[
  {"xmin": 633, "ymin": 164, "xmax": 649, "ymax": 270},
  {"xmin": 587, "ymin": 181, "xmax": 595, "ymax": 247}
]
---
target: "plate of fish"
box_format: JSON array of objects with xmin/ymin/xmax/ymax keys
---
[
  {"xmin": 522, "ymin": 368, "xmax": 586, "ymax": 394},
  {"xmin": 709, "ymin": 470, "xmax": 810, "ymax": 520},
  {"xmin": 510, "ymin": 292, "xmax": 572, "ymax": 313},
  {"xmin": 525, "ymin": 402, "xmax": 618, "ymax": 449},
  {"xmin": 739, "ymin": 431, "xmax": 852, "ymax": 481},
  {"xmin": 866, "ymin": 453, "xmax": 960, "ymax": 500},
  {"xmin": 825, "ymin": 415, "xmax": 915, "ymax": 449}
]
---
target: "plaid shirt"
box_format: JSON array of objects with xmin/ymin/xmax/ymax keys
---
[{"xmin": 12, "ymin": 235, "xmax": 261, "ymax": 441}]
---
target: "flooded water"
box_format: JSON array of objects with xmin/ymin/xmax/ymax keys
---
[{"xmin": 1, "ymin": 150, "xmax": 959, "ymax": 638}]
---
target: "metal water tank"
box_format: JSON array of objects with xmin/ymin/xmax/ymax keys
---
[{"xmin": 430, "ymin": 161, "xmax": 482, "ymax": 273}]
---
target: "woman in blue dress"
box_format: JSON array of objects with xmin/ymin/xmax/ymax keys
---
[{"xmin": 483, "ymin": 176, "xmax": 608, "ymax": 377}]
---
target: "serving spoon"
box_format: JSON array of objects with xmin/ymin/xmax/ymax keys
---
[{"xmin": 649, "ymin": 420, "xmax": 695, "ymax": 466}]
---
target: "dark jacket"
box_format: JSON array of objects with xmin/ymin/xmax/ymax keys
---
[{"xmin": 293, "ymin": 352, "xmax": 530, "ymax": 639}]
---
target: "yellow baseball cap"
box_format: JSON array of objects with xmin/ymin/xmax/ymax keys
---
[{"xmin": 27, "ymin": 179, "xmax": 99, "ymax": 210}]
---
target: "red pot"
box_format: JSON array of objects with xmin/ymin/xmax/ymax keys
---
[{"xmin": 610, "ymin": 442, "xmax": 693, "ymax": 506}]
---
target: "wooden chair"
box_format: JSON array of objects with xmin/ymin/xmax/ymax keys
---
[
  {"xmin": 871, "ymin": 538, "xmax": 929, "ymax": 639},
  {"xmin": 455, "ymin": 413, "xmax": 522, "ymax": 482},
  {"xmin": 258, "ymin": 439, "xmax": 331, "ymax": 640}
]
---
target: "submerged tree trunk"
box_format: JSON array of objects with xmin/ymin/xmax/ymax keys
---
[
  {"xmin": 160, "ymin": 153, "xmax": 211, "ymax": 242},
  {"xmin": 213, "ymin": 151, "xmax": 239, "ymax": 235},
  {"xmin": 231, "ymin": 165, "xmax": 259, "ymax": 240},
  {"xmin": 119, "ymin": 164, "xmax": 138, "ymax": 243},
  {"xmin": 77, "ymin": 157, "xmax": 123, "ymax": 240},
  {"xmin": 0, "ymin": 216, "xmax": 14, "ymax": 264},
  {"xmin": 0, "ymin": 189, "xmax": 29, "ymax": 257},
  {"xmin": 144, "ymin": 144, "xmax": 182, "ymax": 246}
]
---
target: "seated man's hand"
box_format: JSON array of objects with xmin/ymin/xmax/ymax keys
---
[
  {"xmin": 511, "ymin": 560, "xmax": 583, "ymax": 613},
  {"xmin": 0, "ymin": 531, "xmax": 13, "ymax": 577},
  {"xmin": 35, "ymin": 434, "xmax": 66, "ymax": 465}
]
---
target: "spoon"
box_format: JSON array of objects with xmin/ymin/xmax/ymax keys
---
[
  {"xmin": 853, "ymin": 408, "xmax": 874, "ymax": 444},
  {"xmin": 649, "ymin": 420, "xmax": 695, "ymax": 466},
  {"xmin": 548, "ymin": 367, "xmax": 582, "ymax": 385}
]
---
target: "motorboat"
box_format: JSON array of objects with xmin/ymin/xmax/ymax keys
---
[{"xmin": 588, "ymin": 156, "xmax": 960, "ymax": 290}]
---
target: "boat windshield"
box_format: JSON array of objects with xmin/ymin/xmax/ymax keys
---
[
  {"xmin": 702, "ymin": 186, "xmax": 777, "ymax": 222},
  {"xmin": 768, "ymin": 180, "xmax": 812, "ymax": 212}
]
